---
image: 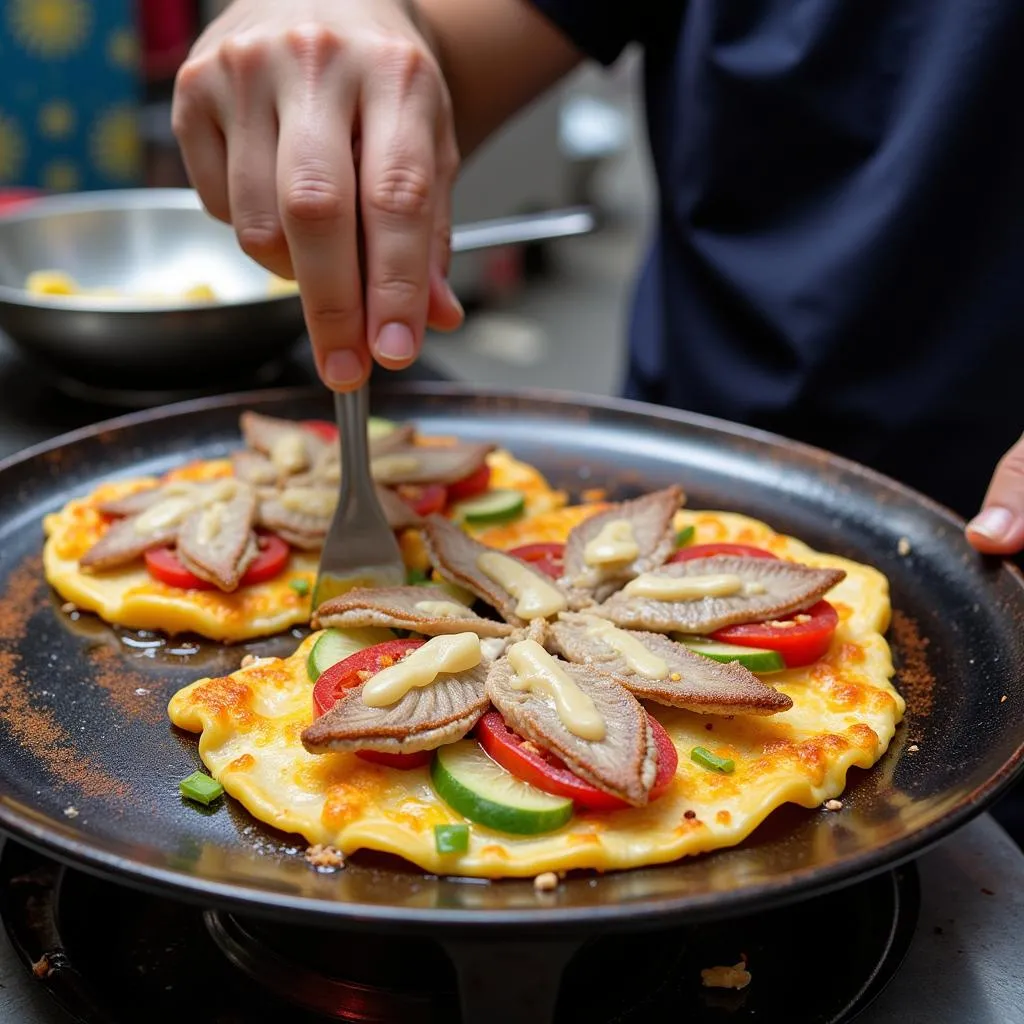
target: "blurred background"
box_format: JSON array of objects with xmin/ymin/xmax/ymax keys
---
[{"xmin": 0, "ymin": 0, "xmax": 655, "ymax": 456}]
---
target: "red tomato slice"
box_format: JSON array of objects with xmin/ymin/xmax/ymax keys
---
[
  {"xmin": 669, "ymin": 543, "xmax": 778, "ymax": 563},
  {"xmin": 312, "ymin": 638, "xmax": 425, "ymax": 715},
  {"xmin": 506, "ymin": 543, "xmax": 565, "ymax": 580},
  {"xmin": 446, "ymin": 463, "xmax": 492, "ymax": 504},
  {"xmin": 144, "ymin": 532, "xmax": 290, "ymax": 590},
  {"xmin": 712, "ymin": 599, "xmax": 839, "ymax": 668},
  {"xmin": 311, "ymin": 638, "xmax": 428, "ymax": 769},
  {"xmin": 396, "ymin": 483, "xmax": 448, "ymax": 517},
  {"xmin": 356, "ymin": 749, "xmax": 433, "ymax": 769},
  {"xmin": 302, "ymin": 420, "xmax": 339, "ymax": 442},
  {"xmin": 239, "ymin": 533, "xmax": 292, "ymax": 585},
  {"xmin": 144, "ymin": 547, "xmax": 214, "ymax": 590},
  {"xmin": 477, "ymin": 711, "xmax": 678, "ymax": 811}
]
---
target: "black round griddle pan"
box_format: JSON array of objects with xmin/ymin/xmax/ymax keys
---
[{"xmin": 0, "ymin": 384, "xmax": 1021, "ymax": 938}]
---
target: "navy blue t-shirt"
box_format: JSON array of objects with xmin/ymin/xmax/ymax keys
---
[{"xmin": 528, "ymin": 0, "xmax": 1024, "ymax": 516}]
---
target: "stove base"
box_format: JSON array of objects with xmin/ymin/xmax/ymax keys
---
[{"xmin": 0, "ymin": 840, "xmax": 918, "ymax": 1024}]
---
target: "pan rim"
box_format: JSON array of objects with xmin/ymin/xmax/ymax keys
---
[{"xmin": 2, "ymin": 382, "xmax": 1022, "ymax": 931}]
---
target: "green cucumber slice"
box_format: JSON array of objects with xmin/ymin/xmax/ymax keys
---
[
  {"xmin": 451, "ymin": 488, "xmax": 525, "ymax": 526},
  {"xmin": 368, "ymin": 416, "xmax": 398, "ymax": 440},
  {"xmin": 674, "ymin": 635, "xmax": 785, "ymax": 674},
  {"xmin": 431, "ymin": 741, "xmax": 573, "ymax": 835},
  {"xmin": 307, "ymin": 626, "xmax": 396, "ymax": 682}
]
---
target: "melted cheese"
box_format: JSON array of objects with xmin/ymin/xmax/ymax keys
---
[
  {"xmin": 624, "ymin": 573, "xmax": 744, "ymax": 601},
  {"xmin": 506, "ymin": 639, "xmax": 605, "ymax": 741},
  {"xmin": 280, "ymin": 487, "xmax": 337, "ymax": 517},
  {"xmin": 371, "ymin": 453, "xmax": 421, "ymax": 483},
  {"xmin": 413, "ymin": 600, "xmax": 472, "ymax": 618},
  {"xmin": 134, "ymin": 495, "xmax": 195, "ymax": 535},
  {"xmin": 270, "ymin": 433, "xmax": 307, "ymax": 473},
  {"xmin": 168, "ymin": 508, "xmax": 901, "ymax": 878},
  {"xmin": 583, "ymin": 519, "xmax": 639, "ymax": 566},
  {"xmin": 477, "ymin": 551, "xmax": 567, "ymax": 619},
  {"xmin": 196, "ymin": 503, "xmax": 225, "ymax": 545},
  {"xmin": 361, "ymin": 633, "xmax": 481, "ymax": 707},
  {"xmin": 579, "ymin": 615, "xmax": 668, "ymax": 679}
]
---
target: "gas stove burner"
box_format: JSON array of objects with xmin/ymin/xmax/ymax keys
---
[
  {"xmin": 203, "ymin": 910, "xmax": 455, "ymax": 1021},
  {"xmin": 0, "ymin": 840, "xmax": 919, "ymax": 1024}
]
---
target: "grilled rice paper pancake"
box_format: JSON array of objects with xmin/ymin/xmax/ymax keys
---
[
  {"xmin": 314, "ymin": 585, "xmax": 514, "ymax": 638},
  {"xmin": 595, "ymin": 555, "xmax": 845, "ymax": 634},
  {"xmin": 485, "ymin": 648, "xmax": 657, "ymax": 806},
  {"xmin": 547, "ymin": 612, "xmax": 792, "ymax": 716},
  {"xmin": 45, "ymin": 435, "xmax": 564, "ymax": 641},
  {"xmin": 561, "ymin": 486, "xmax": 683, "ymax": 604},
  {"xmin": 169, "ymin": 506, "xmax": 900, "ymax": 877},
  {"xmin": 301, "ymin": 661, "xmax": 490, "ymax": 755}
]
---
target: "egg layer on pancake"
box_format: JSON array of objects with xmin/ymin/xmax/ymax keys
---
[
  {"xmin": 44, "ymin": 450, "xmax": 562, "ymax": 642},
  {"xmin": 168, "ymin": 507, "xmax": 901, "ymax": 877}
]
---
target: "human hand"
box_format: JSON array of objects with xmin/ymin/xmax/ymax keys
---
[
  {"xmin": 172, "ymin": 0, "xmax": 464, "ymax": 391},
  {"xmin": 966, "ymin": 433, "xmax": 1024, "ymax": 555}
]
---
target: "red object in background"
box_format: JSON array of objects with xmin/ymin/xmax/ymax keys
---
[
  {"xmin": 0, "ymin": 189, "xmax": 40, "ymax": 212},
  {"xmin": 140, "ymin": 0, "xmax": 197, "ymax": 80}
]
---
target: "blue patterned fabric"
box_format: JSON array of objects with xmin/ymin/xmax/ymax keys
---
[{"xmin": 0, "ymin": 0, "xmax": 141, "ymax": 191}]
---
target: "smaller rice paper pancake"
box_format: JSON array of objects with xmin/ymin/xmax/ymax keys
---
[
  {"xmin": 44, "ymin": 447, "xmax": 562, "ymax": 642},
  {"xmin": 168, "ymin": 508, "xmax": 902, "ymax": 878},
  {"xmin": 43, "ymin": 461, "xmax": 318, "ymax": 643}
]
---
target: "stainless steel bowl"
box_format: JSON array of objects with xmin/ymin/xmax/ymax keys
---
[
  {"xmin": 0, "ymin": 189, "xmax": 305, "ymax": 399},
  {"xmin": 0, "ymin": 188, "xmax": 596, "ymax": 404}
]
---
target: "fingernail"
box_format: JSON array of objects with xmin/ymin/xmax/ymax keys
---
[
  {"xmin": 376, "ymin": 322, "xmax": 416, "ymax": 361},
  {"xmin": 967, "ymin": 506, "xmax": 1016, "ymax": 541},
  {"xmin": 446, "ymin": 281, "xmax": 464, "ymax": 318},
  {"xmin": 324, "ymin": 349, "xmax": 364, "ymax": 388}
]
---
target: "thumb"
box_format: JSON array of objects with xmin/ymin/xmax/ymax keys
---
[{"xmin": 966, "ymin": 432, "xmax": 1024, "ymax": 555}]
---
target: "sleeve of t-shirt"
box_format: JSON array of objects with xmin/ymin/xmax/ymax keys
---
[{"xmin": 526, "ymin": 0, "xmax": 656, "ymax": 66}]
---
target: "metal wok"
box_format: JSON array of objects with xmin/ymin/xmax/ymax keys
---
[{"xmin": 0, "ymin": 384, "xmax": 1021, "ymax": 950}]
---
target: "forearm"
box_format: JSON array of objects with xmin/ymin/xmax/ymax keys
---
[{"xmin": 410, "ymin": 0, "xmax": 582, "ymax": 157}]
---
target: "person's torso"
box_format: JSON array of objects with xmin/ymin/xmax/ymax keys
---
[{"xmin": 630, "ymin": 0, "xmax": 1024, "ymax": 513}]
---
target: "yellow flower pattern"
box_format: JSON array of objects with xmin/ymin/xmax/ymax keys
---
[
  {"xmin": 90, "ymin": 104, "xmax": 140, "ymax": 182},
  {"xmin": 39, "ymin": 101, "xmax": 76, "ymax": 140},
  {"xmin": 8, "ymin": 0, "xmax": 92, "ymax": 58},
  {"xmin": 2, "ymin": 0, "xmax": 140, "ymax": 190},
  {"xmin": 106, "ymin": 27, "xmax": 138, "ymax": 71},
  {"xmin": 43, "ymin": 159, "xmax": 80, "ymax": 192}
]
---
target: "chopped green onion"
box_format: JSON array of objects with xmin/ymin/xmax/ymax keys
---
[
  {"xmin": 675, "ymin": 525, "xmax": 695, "ymax": 548},
  {"xmin": 406, "ymin": 567, "xmax": 431, "ymax": 585},
  {"xmin": 289, "ymin": 578, "xmax": 310, "ymax": 596},
  {"xmin": 180, "ymin": 770, "xmax": 224, "ymax": 805},
  {"xmin": 690, "ymin": 746, "xmax": 735, "ymax": 774},
  {"xmin": 434, "ymin": 823, "xmax": 470, "ymax": 854}
]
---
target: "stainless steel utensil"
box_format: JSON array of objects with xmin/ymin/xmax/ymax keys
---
[
  {"xmin": 314, "ymin": 385, "xmax": 405, "ymax": 605},
  {"xmin": 0, "ymin": 189, "xmax": 595, "ymax": 398},
  {"xmin": 308, "ymin": 212, "xmax": 605, "ymax": 603}
]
